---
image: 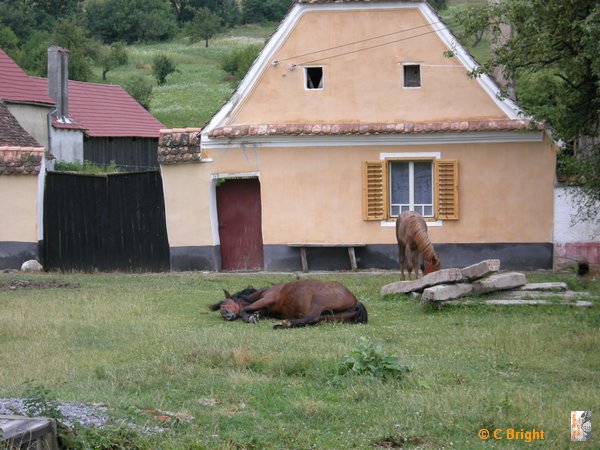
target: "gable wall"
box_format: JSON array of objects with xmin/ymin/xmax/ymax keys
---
[
  {"xmin": 5, "ymin": 103, "xmax": 51, "ymax": 148},
  {"xmin": 230, "ymin": 7, "xmax": 507, "ymax": 126}
]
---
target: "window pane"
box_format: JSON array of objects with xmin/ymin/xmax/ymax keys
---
[
  {"xmin": 390, "ymin": 162, "xmax": 409, "ymax": 205},
  {"xmin": 404, "ymin": 65, "xmax": 421, "ymax": 87},
  {"xmin": 414, "ymin": 161, "xmax": 432, "ymax": 204}
]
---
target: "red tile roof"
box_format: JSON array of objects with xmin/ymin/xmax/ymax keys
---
[
  {"xmin": 0, "ymin": 49, "xmax": 55, "ymax": 105},
  {"xmin": 0, "ymin": 102, "xmax": 43, "ymax": 148},
  {"xmin": 207, "ymin": 119, "xmax": 542, "ymax": 138},
  {"xmin": 30, "ymin": 78, "xmax": 164, "ymax": 138},
  {"xmin": 0, "ymin": 49, "xmax": 163, "ymax": 138}
]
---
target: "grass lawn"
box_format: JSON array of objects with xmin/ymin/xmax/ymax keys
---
[{"xmin": 0, "ymin": 270, "xmax": 598, "ymax": 449}]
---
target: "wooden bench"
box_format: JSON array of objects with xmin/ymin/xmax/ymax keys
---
[{"xmin": 288, "ymin": 243, "xmax": 366, "ymax": 272}]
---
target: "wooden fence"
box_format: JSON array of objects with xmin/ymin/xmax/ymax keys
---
[{"xmin": 43, "ymin": 170, "xmax": 170, "ymax": 272}]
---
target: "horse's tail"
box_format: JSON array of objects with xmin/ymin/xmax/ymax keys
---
[{"xmin": 347, "ymin": 302, "xmax": 368, "ymax": 324}]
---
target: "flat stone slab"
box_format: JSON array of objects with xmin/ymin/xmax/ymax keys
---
[
  {"xmin": 421, "ymin": 283, "xmax": 474, "ymax": 302},
  {"xmin": 473, "ymin": 272, "xmax": 527, "ymax": 294},
  {"xmin": 439, "ymin": 300, "xmax": 593, "ymax": 308},
  {"xmin": 518, "ymin": 282, "xmax": 568, "ymax": 292},
  {"xmin": 460, "ymin": 259, "xmax": 500, "ymax": 281},
  {"xmin": 381, "ymin": 268, "xmax": 464, "ymax": 295},
  {"xmin": 501, "ymin": 290, "xmax": 590, "ymax": 300}
]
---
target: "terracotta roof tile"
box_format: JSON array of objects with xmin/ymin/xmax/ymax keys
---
[
  {"xmin": 0, "ymin": 146, "xmax": 44, "ymax": 175},
  {"xmin": 0, "ymin": 102, "xmax": 43, "ymax": 148},
  {"xmin": 207, "ymin": 119, "xmax": 541, "ymax": 138},
  {"xmin": 158, "ymin": 128, "xmax": 205, "ymax": 165},
  {"xmin": 0, "ymin": 49, "xmax": 55, "ymax": 105}
]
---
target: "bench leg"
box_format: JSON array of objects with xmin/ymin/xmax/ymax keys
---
[
  {"xmin": 300, "ymin": 247, "xmax": 308, "ymax": 272},
  {"xmin": 348, "ymin": 247, "xmax": 357, "ymax": 271}
]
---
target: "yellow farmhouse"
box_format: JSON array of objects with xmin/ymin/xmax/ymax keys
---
[{"xmin": 160, "ymin": 0, "xmax": 556, "ymax": 272}]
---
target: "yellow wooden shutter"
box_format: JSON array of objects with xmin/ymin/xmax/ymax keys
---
[
  {"xmin": 435, "ymin": 159, "xmax": 459, "ymax": 220},
  {"xmin": 362, "ymin": 160, "xmax": 387, "ymax": 220}
]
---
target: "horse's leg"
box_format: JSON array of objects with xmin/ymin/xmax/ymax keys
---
[
  {"xmin": 406, "ymin": 244, "xmax": 414, "ymax": 280},
  {"xmin": 398, "ymin": 243, "xmax": 406, "ymax": 280},
  {"xmin": 273, "ymin": 302, "xmax": 321, "ymax": 329},
  {"xmin": 239, "ymin": 293, "xmax": 278, "ymax": 323},
  {"xmin": 411, "ymin": 247, "xmax": 420, "ymax": 279}
]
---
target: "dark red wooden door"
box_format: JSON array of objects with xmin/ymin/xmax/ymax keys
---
[{"xmin": 216, "ymin": 178, "xmax": 264, "ymax": 271}]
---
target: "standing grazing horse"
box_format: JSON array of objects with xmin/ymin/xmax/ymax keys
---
[
  {"xmin": 209, "ymin": 279, "xmax": 368, "ymax": 328},
  {"xmin": 395, "ymin": 211, "xmax": 441, "ymax": 280}
]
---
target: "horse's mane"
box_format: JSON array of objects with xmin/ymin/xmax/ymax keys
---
[
  {"xmin": 208, "ymin": 286, "xmax": 258, "ymax": 311},
  {"xmin": 410, "ymin": 221, "xmax": 437, "ymax": 260}
]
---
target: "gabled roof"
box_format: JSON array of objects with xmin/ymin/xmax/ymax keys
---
[
  {"xmin": 0, "ymin": 49, "xmax": 164, "ymax": 138},
  {"xmin": 0, "ymin": 49, "xmax": 55, "ymax": 105},
  {"xmin": 203, "ymin": 0, "xmax": 528, "ymax": 145},
  {"xmin": 28, "ymin": 77, "xmax": 164, "ymax": 138},
  {"xmin": 0, "ymin": 102, "xmax": 45, "ymax": 175},
  {"xmin": 0, "ymin": 102, "xmax": 43, "ymax": 147}
]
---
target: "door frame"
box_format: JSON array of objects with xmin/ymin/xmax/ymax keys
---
[{"xmin": 209, "ymin": 171, "xmax": 263, "ymax": 270}]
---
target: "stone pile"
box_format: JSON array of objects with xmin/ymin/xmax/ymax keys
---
[{"xmin": 381, "ymin": 259, "xmax": 593, "ymax": 307}]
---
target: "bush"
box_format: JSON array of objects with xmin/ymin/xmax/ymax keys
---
[
  {"xmin": 339, "ymin": 338, "xmax": 410, "ymax": 380},
  {"xmin": 220, "ymin": 44, "xmax": 262, "ymax": 82},
  {"xmin": 152, "ymin": 54, "xmax": 178, "ymax": 85},
  {"xmin": 54, "ymin": 160, "xmax": 120, "ymax": 174},
  {"xmin": 124, "ymin": 75, "xmax": 154, "ymax": 110}
]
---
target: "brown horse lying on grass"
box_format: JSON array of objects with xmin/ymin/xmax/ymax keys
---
[
  {"xmin": 209, "ymin": 279, "xmax": 368, "ymax": 329},
  {"xmin": 396, "ymin": 211, "xmax": 441, "ymax": 280}
]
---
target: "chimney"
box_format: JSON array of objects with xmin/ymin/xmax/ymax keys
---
[{"xmin": 47, "ymin": 46, "xmax": 69, "ymax": 121}]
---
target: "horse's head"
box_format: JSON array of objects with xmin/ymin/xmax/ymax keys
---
[
  {"xmin": 220, "ymin": 298, "xmax": 242, "ymax": 321},
  {"xmin": 424, "ymin": 254, "xmax": 441, "ymax": 275},
  {"xmin": 210, "ymin": 288, "xmax": 255, "ymax": 321}
]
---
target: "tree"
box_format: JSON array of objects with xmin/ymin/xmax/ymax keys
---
[
  {"xmin": 0, "ymin": 25, "xmax": 19, "ymax": 54},
  {"xmin": 184, "ymin": 7, "xmax": 222, "ymax": 48},
  {"xmin": 152, "ymin": 54, "xmax": 178, "ymax": 85},
  {"xmin": 460, "ymin": 0, "xmax": 600, "ymax": 226},
  {"xmin": 97, "ymin": 42, "xmax": 128, "ymax": 80},
  {"xmin": 124, "ymin": 75, "xmax": 154, "ymax": 110},
  {"xmin": 86, "ymin": 0, "xmax": 177, "ymax": 44},
  {"xmin": 220, "ymin": 44, "xmax": 261, "ymax": 82}
]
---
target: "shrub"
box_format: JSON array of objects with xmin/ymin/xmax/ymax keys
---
[
  {"xmin": 339, "ymin": 338, "xmax": 409, "ymax": 380},
  {"xmin": 152, "ymin": 54, "xmax": 178, "ymax": 85},
  {"xmin": 220, "ymin": 44, "xmax": 262, "ymax": 82},
  {"xmin": 124, "ymin": 75, "xmax": 154, "ymax": 110}
]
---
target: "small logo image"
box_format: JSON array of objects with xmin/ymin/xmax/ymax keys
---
[{"xmin": 571, "ymin": 411, "xmax": 591, "ymax": 442}]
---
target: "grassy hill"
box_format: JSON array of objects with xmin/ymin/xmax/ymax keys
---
[{"xmin": 93, "ymin": 1, "xmax": 490, "ymax": 129}]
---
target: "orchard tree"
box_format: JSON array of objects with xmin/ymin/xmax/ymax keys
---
[
  {"xmin": 97, "ymin": 42, "xmax": 128, "ymax": 80},
  {"xmin": 460, "ymin": 0, "xmax": 600, "ymax": 226},
  {"xmin": 152, "ymin": 54, "xmax": 178, "ymax": 85},
  {"xmin": 184, "ymin": 7, "xmax": 222, "ymax": 47}
]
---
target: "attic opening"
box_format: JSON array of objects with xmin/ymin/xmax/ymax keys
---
[
  {"xmin": 305, "ymin": 67, "xmax": 323, "ymax": 90},
  {"xmin": 403, "ymin": 64, "xmax": 421, "ymax": 88}
]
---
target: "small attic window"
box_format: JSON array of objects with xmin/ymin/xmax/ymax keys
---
[
  {"xmin": 305, "ymin": 67, "xmax": 323, "ymax": 90},
  {"xmin": 403, "ymin": 64, "xmax": 421, "ymax": 88}
]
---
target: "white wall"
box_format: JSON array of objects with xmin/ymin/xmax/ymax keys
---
[
  {"xmin": 554, "ymin": 186, "xmax": 599, "ymax": 242},
  {"xmin": 50, "ymin": 128, "xmax": 84, "ymax": 163}
]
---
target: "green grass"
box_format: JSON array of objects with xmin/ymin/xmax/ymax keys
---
[{"xmin": 1, "ymin": 271, "xmax": 598, "ymax": 449}]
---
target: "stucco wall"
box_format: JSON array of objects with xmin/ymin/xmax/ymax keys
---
[
  {"xmin": 231, "ymin": 7, "xmax": 506, "ymax": 126},
  {"xmin": 0, "ymin": 175, "xmax": 38, "ymax": 243},
  {"xmin": 5, "ymin": 103, "xmax": 51, "ymax": 148},
  {"xmin": 50, "ymin": 128, "xmax": 83, "ymax": 163},
  {"xmin": 162, "ymin": 138, "xmax": 555, "ymax": 249}
]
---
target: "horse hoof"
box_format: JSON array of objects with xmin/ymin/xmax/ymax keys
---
[
  {"xmin": 273, "ymin": 320, "xmax": 291, "ymax": 329},
  {"xmin": 248, "ymin": 314, "xmax": 260, "ymax": 324}
]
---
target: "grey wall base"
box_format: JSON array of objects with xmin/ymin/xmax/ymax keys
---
[
  {"xmin": 170, "ymin": 243, "xmax": 553, "ymax": 272},
  {"xmin": 0, "ymin": 241, "xmax": 40, "ymax": 270}
]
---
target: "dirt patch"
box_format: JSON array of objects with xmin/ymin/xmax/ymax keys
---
[
  {"xmin": 1, "ymin": 280, "xmax": 80, "ymax": 290},
  {"xmin": 373, "ymin": 435, "xmax": 443, "ymax": 449}
]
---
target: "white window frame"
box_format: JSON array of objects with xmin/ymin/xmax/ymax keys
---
[
  {"xmin": 304, "ymin": 66, "xmax": 324, "ymax": 90},
  {"xmin": 380, "ymin": 152, "xmax": 442, "ymax": 227},
  {"xmin": 402, "ymin": 63, "xmax": 421, "ymax": 89},
  {"xmin": 389, "ymin": 160, "xmax": 434, "ymax": 218}
]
